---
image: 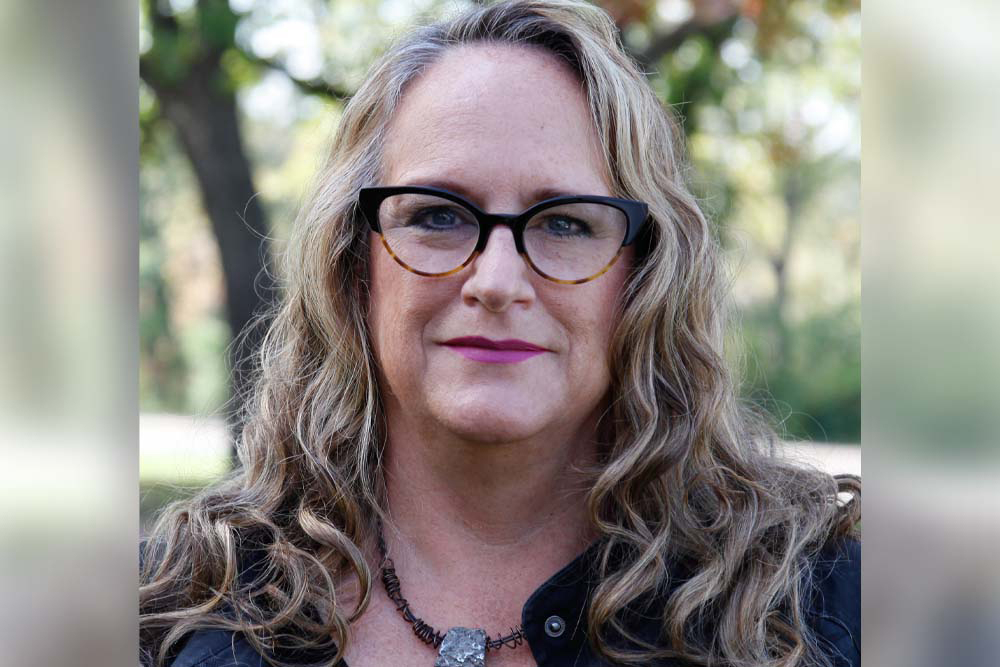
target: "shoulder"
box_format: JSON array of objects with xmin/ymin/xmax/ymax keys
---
[
  {"xmin": 804, "ymin": 538, "xmax": 861, "ymax": 667},
  {"xmin": 164, "ymin": 630, "xmax": 266, "ymax": 667}
]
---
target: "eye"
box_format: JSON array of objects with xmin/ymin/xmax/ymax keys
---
[
  {"xmin": 409, "ymin": 206, "xmax": 466, "ymax": 230},
  {"xmin": 537, "ymin": 215, "xmax": 592, "ymax": 237}
]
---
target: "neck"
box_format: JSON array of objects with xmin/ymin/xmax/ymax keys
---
[{"xmin": 379, "ymin": 409, "xmax": 601, "ymax": 577}]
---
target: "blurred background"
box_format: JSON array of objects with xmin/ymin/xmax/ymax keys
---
[
  {"xmin": 138, "ymin": 0, "xmax": 862, "ymax": 520},
  {"xmin": 2, "ymin": 0, "xmax": 999, "ymax": 666}
]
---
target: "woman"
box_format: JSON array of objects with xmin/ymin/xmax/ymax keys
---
[{"xmin": 141, "ymin": 2, "xmax": 860, "ymax": 666}]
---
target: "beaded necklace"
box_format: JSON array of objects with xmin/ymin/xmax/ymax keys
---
[{"xmin": 375, "ymin": 519, "xmax": 526, "ymax": 666}]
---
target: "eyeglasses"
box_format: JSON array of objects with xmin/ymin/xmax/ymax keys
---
[{"xmin": 357, "ymin": 186, "xmax": 648, "ymax": 284}]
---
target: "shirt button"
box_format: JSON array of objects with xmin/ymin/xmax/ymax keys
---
[{"xmin": 544, "ymin": 615, "xmax": 565, "ymax": 638}]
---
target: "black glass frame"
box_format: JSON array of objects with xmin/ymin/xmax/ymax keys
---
[{"xmin": 357, "ymin": 185, "xmax": 648, "ymax": 284}]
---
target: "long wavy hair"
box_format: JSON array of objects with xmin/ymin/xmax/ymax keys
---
[{"xmin": 140, "ymin": 2, "xmax": 860, "ymax": 666}]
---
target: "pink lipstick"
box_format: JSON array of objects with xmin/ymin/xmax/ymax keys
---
[{"xmin": 441, "ymin": 336, "xmax": 548, "ymax": 364}]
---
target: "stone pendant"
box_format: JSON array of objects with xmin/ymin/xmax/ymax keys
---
[{"xmin": 434, "ymin": 627, "xmax": 487, "ymax": 667}]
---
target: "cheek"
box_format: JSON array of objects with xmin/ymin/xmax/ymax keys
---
[
  {"xmin": 368, "ymin": 242, "xmax": 414, "ymax": 377},
  {"xmin": 366, "ymin": 244, "xmax": 391, "ymax": 359},
  {"xmin": 568, "ymin": 264, "xmax": 630, "ymax": 378},
  {"xmin": 367, "ymin": 243, "xmax": 449, "ymax": 378}
]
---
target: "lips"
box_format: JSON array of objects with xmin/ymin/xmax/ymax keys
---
[
  {"xmin": 443, "ymin": 336, "xmax": 547, "ymax": 351},
  {"xmin": 441, "ymin": 336, "xmax": 548, "ymax": 364}
]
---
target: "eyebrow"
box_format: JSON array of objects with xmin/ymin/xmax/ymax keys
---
[{"xmin": 396, "ymin": 178, "xmax": 582, "ymax": 207}]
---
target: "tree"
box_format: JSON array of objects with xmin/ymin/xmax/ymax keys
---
[{"xmin": 140, "ymin": 0, "xmax": 348, "ymax": 446}]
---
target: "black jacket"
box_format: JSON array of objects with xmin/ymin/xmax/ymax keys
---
[{"xmin": 163, "ymin": 538, "xmax": 860, "ymax": 667}]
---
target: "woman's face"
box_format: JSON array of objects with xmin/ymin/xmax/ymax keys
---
[{"xmin": 368, "ymin": 44, "xmax": 633, "ymax": 445}]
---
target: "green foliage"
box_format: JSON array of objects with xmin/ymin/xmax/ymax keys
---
[
  {"xmin": 642, "ymin": 1, "xmax": 861, "ymax": 442},
  {"xmin": 141, "ymin": 0, "xmax": 247, "ymax": 93},
  {"xmin": 741, "ymin": 303, "xmax": 860, "ymax": 442},
  {"xmin": 219, "ymin": 47, "xmax": 262, "ymax": 91},
  {"xmin": 139, "ymin": 203, "xmax": 188, "ymax": 412},
  {"xmin": 140, "ymin": 121, "xmax": 231, "ymax": 414},
  {"xmin": 196, "ymin": 0, "xmax": 239, "ymax": 51}
]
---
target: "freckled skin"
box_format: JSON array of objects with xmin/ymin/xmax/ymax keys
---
[{"xmin": 368, "ymin": 44, "xmax": 633, "ymax": 447}]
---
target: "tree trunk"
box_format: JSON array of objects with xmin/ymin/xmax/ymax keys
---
[
  {"xmin": 150, "ymin": 59, "xmax": 274, "ymax": 458},
  {"xmin": 771, "ymin": 168, "xmax": 806, "ymax": 370}
]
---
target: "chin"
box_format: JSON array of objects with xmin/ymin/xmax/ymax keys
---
[{"xmin": 432, "ymin": 394, "xmax": 552, "ymax": 444}]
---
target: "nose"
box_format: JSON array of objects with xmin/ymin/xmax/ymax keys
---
[{"xmin": 460, "ymin": 225, "xmax": 536, "ymax": 312}]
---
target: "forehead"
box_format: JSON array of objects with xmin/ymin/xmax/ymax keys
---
[{"xmin": 383, "ymin": 44, "xmax": 611, "ymax": 205}]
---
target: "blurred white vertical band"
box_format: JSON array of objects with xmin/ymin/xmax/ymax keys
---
[
  {"xmin": 0, "ymin": 0, "xmax": 137, "ymax": 666},
  {"xmin": 865, "ymin": 0, "xmax": 1000, "ymax": 665}
]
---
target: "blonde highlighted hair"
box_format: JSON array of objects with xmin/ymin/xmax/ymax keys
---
[{"xmin": 141, "ymin": 2, "xmax": 859, "ymax": 666}]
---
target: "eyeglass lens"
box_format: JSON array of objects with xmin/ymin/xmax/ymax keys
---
[{"xmin": 376, "ymin": 193, "xmax": 628, "ymax": 281}]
